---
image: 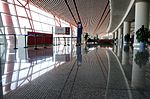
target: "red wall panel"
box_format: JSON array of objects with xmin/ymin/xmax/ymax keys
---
[{"xmin": 27, "ymin": 32, "xmax": 53, "ymax": 46}]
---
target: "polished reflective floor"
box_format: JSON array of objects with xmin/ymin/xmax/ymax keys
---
[{"xmin": 0, "ymin": 43, "xmax": 150, "ymax": 99}]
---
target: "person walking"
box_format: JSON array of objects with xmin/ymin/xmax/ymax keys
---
[{"xmin": 84, "ymin": 33, "xmax": 89, "ymax": 44}]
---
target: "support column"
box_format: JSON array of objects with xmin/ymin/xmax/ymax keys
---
[
  {"xmin": 2, "ymin": 0, "xmax": 15, "ymax": 92},
  {"xmin": 0, "ymin": 62, "xmax": 3, "ymax": 99},
  {"xmin": 0, "ymin": 12, "xmax": 3, "ymax": 27},
  {"xmin": 114, "ymin": 31, "xmax": 118, "ymax": 44},
  {"xmin": 122, "ymin": 45, "xmax": 130, "ymax": 65},
  {"xmin": 132, "ymin": 0, "xmax": 149, "ymax": 90},
  {"xmin": 113, "ymin": 32, "xmax": 115, "ymax": 39},
  {"xmin": 123, "ymin": 21, "xmax": 130, "ymax": 44},
  {"xmin": 117, "ymin": 28, "xmax": 123, "ymax": 57},
  {"xmin": 134, "ymin": 0, "xmax": 149, "ymax": 46},
  {"xmin": 115, "ymin": 31, "xmax": 118, "ymax": 39},
  {"xmin": 0, "ymin": 12, "xmax": 6, "ymax": 53},
  {"xmin": 118, "ymin": 27, "xmax": 123, "ymax": 45},
  {"xmin": 76, "ymin": 22, "xmax": 83, "ymax": 46},
  {"xmin": 114, "ymin": 31, "xmax": 118, "ymax": 54}
]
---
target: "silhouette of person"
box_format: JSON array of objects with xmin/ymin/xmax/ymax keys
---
[{"xmin": 84, "ymin": 33, "xmax": 89, "ymax": 44}]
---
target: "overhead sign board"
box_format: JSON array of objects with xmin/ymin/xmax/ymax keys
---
[
  {"xmin": 55, "ymin": 26, "xmax": 65, "ymax": 34},
  {"xmin": 55, "ymin": 26, "xmax": 70, "ymax": 35}
]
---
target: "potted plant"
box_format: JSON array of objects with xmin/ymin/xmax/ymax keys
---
[
  {"xmin": 134, "ymin": 50, "xmax": 149, "ymax": 68},
  {"xmin": 124, "ymin": 33, "xmax": 130, "ymax": 43},
  {"xmin": 136, "ymin": 25, "xmax": 149, "ymax": 49}
]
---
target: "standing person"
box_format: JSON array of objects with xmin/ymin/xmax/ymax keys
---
[
  {"xmin": 84, "ymin": 33, "xmax": 89, "ymax": 44},
  {"xmin": 76, "ymin": 22, "xmax": 83, "ymax": 46}
]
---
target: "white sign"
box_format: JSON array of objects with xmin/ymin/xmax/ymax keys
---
[{"xmin": 55, "ymin": 26, "xmax": 65, "ymax": 34}]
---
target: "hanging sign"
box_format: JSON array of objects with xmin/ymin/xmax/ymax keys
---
[{"xmin": 55, "ymin": 26, "xmax": 70, "ymax": 35}]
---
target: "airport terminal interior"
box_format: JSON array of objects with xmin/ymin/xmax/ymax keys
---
[{"xmin": 0, "ymin": 0, "xmax": 150, "ymax": 99}]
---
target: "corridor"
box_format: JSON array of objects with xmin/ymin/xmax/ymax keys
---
[{"xmin": 1, "ymin": 44, "xmax": 150, "ymax": 99}]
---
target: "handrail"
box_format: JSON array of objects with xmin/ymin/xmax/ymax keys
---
[
  {"xmin": 0, "ymin": 33, "xmax": 17, "ymax": 49},
  {"xmin": 0, "ymin": 34, "xmax": 53, "ymax": 49}
]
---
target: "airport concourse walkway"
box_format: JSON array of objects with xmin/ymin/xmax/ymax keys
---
[{"xmin": 3, "ymin": 46, "xmax": 150, "ymax": 99}]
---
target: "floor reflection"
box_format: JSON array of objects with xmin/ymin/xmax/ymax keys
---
[
  {"xmin": 0, "ymin": 59, "xmax": 3, "ymax": 99},
  {"xmin": 121, "ymin": 44, "xmax": 133, "ymax": 82},
  {"xmin": 0, "ymin": 44, "xmax": 78, "ymax": 95},
  {"xmin": 1, "ymin": 42, "xmax": 150, "ymax": 98},
  {"xmin": 1, "ymin": 42, "xmax": 99, "ymax": 96},
  {"xmin": 132, "ymin": 49, "xmax": 150, "ymax": 92},
  {"xmin": 113, "ymin": 44, "xmax": 150, "ymax": 97},
  {"xmin": 76, "ymin": 46, "xmax": 82, "ymax": 66}
]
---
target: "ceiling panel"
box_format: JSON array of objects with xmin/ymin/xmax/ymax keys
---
[
  {"xmin": 108, "ymin": 0, "xmax": 134, "ymax": 33},
  {"xmin": 30, "ymin": 0, "xmax": 110, "ymax": 36}
]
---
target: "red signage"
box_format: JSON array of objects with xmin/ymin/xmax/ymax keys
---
[{"xmin": 27, "ymin": 32, "xmax": 53, "ymax": 46}]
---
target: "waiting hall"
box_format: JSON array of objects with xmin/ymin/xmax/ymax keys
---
[{"xmin": 0, "ymin": 0, "xmax": 150, "ymax": 99}]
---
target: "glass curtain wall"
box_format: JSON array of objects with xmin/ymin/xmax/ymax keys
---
[{"xmin": 0, "ymin": 0, "xmax": 76, "ymax": 95}]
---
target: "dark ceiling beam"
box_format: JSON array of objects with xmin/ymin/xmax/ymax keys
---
[
  {"xmin": 64, "ymin": 0, "xmax": 77, "ymax": 24},
  {"xmin": 99, "ymin": 9, "xmax": 110, "ymax": 34},
  {"xmin": 73, "ymin": 0, "xmax": 82, "ymax": 24},
  {"xmin": 93, "ymin": 0, "xmax": 109, "ymax": 34}
]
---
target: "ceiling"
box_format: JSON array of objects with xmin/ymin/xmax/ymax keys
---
[
  {"xmin": 108, "ymin": 0, "xmax": 134, "ymax": 33},
  {"xmin": 29, "ymin": 0, "xmax": 134, "ymax": 36}
]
